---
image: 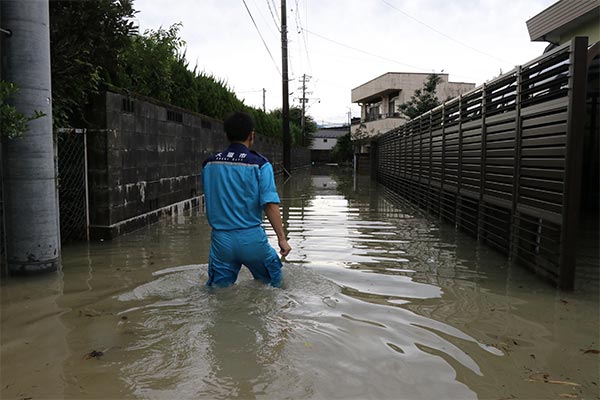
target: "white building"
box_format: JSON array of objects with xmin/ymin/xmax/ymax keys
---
[
  {"xmin": 310, "ymin": 127, "xmax": 348, "ymax": 163},
  {"xmin": 350, "ymin": 72, "xmax": 475, "ymax": 140}
]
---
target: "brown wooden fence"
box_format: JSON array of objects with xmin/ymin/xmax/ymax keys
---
[{"xmin": 373, "ymin": 37, "xmax": 594, "ymax": 289}]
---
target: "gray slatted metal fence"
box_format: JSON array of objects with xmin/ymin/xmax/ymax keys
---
[{"xmin": 373, "ymin": 37, "xmax": 593, "ymax": 289}]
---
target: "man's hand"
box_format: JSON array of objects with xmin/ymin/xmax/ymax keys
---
[
  {"xmin": 264, "ymin": 203, "xmax": 291, "ymax": 258},
  {"xmin": 279, "ymin": 239, "xmax": 292, "ymax": 257}
]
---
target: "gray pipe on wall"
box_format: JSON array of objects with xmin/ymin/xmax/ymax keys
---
[{"xmin": 1, "ymin": 0, "xmax": 60, "ymax": 273}]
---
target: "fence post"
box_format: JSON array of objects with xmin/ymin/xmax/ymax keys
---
[
  {"xmin": 439, "ymin": 103, "xmax": 446, "ymax": 220},
  {"xmin": 427, "ymin": 112, "xmax": 433, "ymax": 214},
  {"xmin": 559, "ymin": 36, "xmax": 589, "ymax": 290},
  {"xmin": 407, "ymin": 122, "xmax": 412, "ymax": 194},
  {"xmin": 509, "ymin": 66, "xmax": 524, "ymax": 262},
  {"xmin": 478, "ymin": 84, "xmax": 488, "ymax": 241},
  {"xmin": 370, "ymin": 140, "xmax": 378, "ymax": 181},
  {"xmin": 456, "ymin": 95, "xmax": 463, "ymax": 225}
]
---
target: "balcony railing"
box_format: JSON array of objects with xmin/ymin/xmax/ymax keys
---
[{"xmin": 364, "ymin": 112, "xmax": 403, "ymax": 122}]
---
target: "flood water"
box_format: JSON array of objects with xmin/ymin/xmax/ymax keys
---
[{"xmin": 1, "ymin": 167, "xmax": 599, "ymax": 400}]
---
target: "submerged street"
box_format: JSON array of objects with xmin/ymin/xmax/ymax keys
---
[{"xmin": 1, "ymin": 168, "xmax": 598, "ymax": 400}]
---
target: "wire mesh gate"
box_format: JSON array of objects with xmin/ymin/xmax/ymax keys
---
[
  {"xmin": 0, "ymin": 143, "xmax": 5, "ymax": 275},
  {"xmin": 57, "ymin": 128, "xmax": 89, "ymax": 242}
]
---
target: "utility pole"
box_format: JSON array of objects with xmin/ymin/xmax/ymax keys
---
[
  {"xmin": 297, "ymin": 74, "xmax": 315, "ymax": 147},
  {"xmin": 1, "ymin": 0, "xmax": 61, "ymax": 274},
  {"xmin": 300, "ymin": 74, "xmax": 310, "ymax": 147},
  {"xmin": 262, "ymin": 88, "xmax": 266, "ymax": 112},
  {"xmin": 281, "ymin": 0, "xmax": 291, "ymax": 176},
  {"xmin": 348, "ymin": 108, "xmax": 352, "ymax": 134}
]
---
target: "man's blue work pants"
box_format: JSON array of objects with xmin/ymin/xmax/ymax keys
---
[{"xmin": 207, "ymin": 225, "xmax": 283, "ymax": 288}]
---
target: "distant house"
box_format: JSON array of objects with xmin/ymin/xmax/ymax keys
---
[
  {"xmin": 350, "ymin": 72, "xmax": 475, "ymax": 141},
  {"xmin": 310, "ymin": 127, "xmax": 348, "ymax": 163}
]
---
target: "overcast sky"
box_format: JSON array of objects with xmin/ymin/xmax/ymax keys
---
[{"xmin": 134, "ymin": 0, "xmax": 557, "ymax": 125}]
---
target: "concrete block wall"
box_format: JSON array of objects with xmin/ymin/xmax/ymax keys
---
[{"xmin": 87, "ymin": 90, "xmax": 310, "ymax": 239}]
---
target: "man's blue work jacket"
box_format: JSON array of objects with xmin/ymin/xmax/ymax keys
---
[{"xmin": 202, "ymin": 143, "xmax": 280, "ymax": 231}]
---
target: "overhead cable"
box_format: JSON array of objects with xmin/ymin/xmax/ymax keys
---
[
  {"xmin": 303, "ymin": 28, "xmax": 430, "ymax": 72},
  {"xmin": 294, "ymin": 0, "xmax": 312, "ymax": 74},
  {"xmin": 242, "ymin": 0, "xmax": 282, "ymax": 75},
  {"xmin": 380, "ymin": 0, "xmax": 512, "ymax": 65},
  {"xmin": 265, "ymin": 0, "xmax": 281, "ymax": 31}
]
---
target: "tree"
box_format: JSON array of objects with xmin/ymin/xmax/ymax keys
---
[
  {"xmin": 269, "ymin": 106, "xmax": 317, "ymax": 146},
  {"xmin": 114, "ymin": 23, "xmax": 184, "ymax": 104},
  {"xmin": 0, "ymin": 82, "xmax": 45, "ymax": 139},
  {"xmin": 248, "ymin": 108, "xmax": 280, "ymax": 138},
  {"xmin": 331, "ymin": 132, "xmax": 353, "ymax": 163},
  {"xmin": 291, "ymin": 106, "xmax": 317, "ymax": 147},
  {"xmin": 49, "ymin": 3, "xmax": 285, "ymax": 140},
  {"xmin": 397, "ymin": 73, "xmax": 442, "ymax": 120},
  {"xmin": 49, "ymin": 0, "xmax": 137, "ymax": 127}
]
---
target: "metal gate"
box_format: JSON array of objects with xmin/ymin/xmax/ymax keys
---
[
  {"xmin": 57, "ymin": 128, "xmax": 89, "ymax": 242},
  {"xmin": 0, "ymin": 142, "xmax": 5, "ymax": 275}
]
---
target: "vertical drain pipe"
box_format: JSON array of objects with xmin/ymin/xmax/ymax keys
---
[
  {"xmin": 83, "ymin": 129, "xmax": 90, "ymax": 241},
  {"xmin": 1, "ymin": 0, "xmax": 60, "ymax": 273}
]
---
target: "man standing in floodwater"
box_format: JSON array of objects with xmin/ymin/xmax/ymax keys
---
[{"xmin": 202, "ymin": 111, "xmax": 292, "ymax": 288}]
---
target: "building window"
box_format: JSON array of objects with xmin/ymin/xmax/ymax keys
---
[
  {"xmin": 367, "ymin": 103, "xmax": 381, "ymax": 121},
  {"xmin": 389, "ymin": 95, "xmax": 399, "ymax": 117},
  {"xmin": 323, "ymin": 139, "xmax": 328, "ymax": 143}
]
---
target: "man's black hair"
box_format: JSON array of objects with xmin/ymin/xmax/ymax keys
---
[{"xmin": 224, "ymin": 112, "xmax": 254, "ymax": 142}]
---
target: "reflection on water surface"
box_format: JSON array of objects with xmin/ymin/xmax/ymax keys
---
[{"xmin": 1, "ymin": 167, "xmax": 598, "ymax": 400}]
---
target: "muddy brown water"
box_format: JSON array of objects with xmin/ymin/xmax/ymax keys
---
[{"xmin": 1, "ymin": 168, "xmax": 598, "ymax": 400}]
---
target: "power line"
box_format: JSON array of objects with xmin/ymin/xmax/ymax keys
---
[
  {"xmin": 236, "ymin": 89, "xmax": 264, "ymax": 94},
  {"xmin": 270, "ymin": 0, "xmax": 280, "ymax": 22},
  {"xmin": 302, "ymin": 0, "xmax": 312, "ymax": 74},
  {"xmin": 265, "ymin": 0, "xmax": 280, "ymax": 31},
  {"xmin": 242, "ymin": 0, "xmax": 281, "ymax": 75},
  {"xmin": 250, "ymin": 0, "xmax": 279, "ymax": 38},
  {"xmin": 294, "ymin": 0, "xmax": 301, "ymax": 25},
  {"xmin": 281, "ymin": 0, "xmax": 291, "ymax": 175},
  {"xmin": 289, "ymin": 0, "xmax": 304, "ymax": 75},
  {"xmin": 379, "ymin": 0, "xmax": 511, "ymax": 65},
  {"xmin": 304, "ymin": 28, "xmax": 479, "ymax": 83},
  {"xmin": 303, "ymin": 28, "xmax": 430, "ymax": 72},
  {"xmin": 288, "ymin": 46, "xmax": 296, "ymax": 80},
  {"xmin": 293, "ymin": 0, "xmax": 312, "ymax": 74}
]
